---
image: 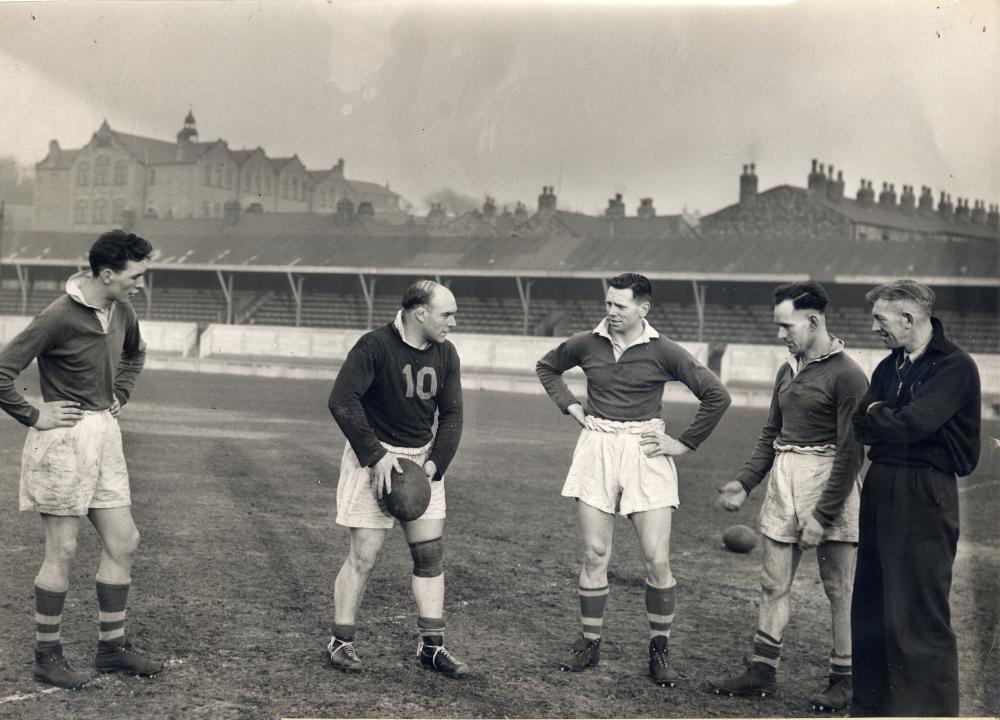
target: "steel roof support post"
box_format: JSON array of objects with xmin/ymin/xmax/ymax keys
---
[
  {"xmin": 516, "ymin": 276, "xmax": 533, "ymax": 336},
  {"xmin": 216, "ymin": 270, "xmax": 233, "ymax": 325},
  {"xmin": 358, "ymin": 273, "xmax": 376, "ymax": 331},
  {"xmin": 287, "ymin": 272, "xmax": 303, "ymax": 327},
  {"xmin": 15, "ymin": 264, "xmax": 28, "ymax": 315},
  {"xmin": 601, "ymin": 277, "xmax": 608, "ymax": 296},
  {"xmin": 691, "ymin": 279, "xmax": 707, "ymax": 343},
  {"xmin": 144, "ymin": 270, "xmax": 154, "ymax": 321}
]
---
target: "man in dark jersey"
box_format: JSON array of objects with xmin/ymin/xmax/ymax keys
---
[
  {"xmin": 710, "ymin": 281, "xmax": 867, "ymax": 711},
  {"xmin": 850, "ymin": 280, "xmax": 980, "ymax": 717},
  {"xmin": 325, "ymin": 280, "xmax": 467, "ymax": 677},
  {"xmin": 537, "ymin": 273, "xmax": 731, "ymax": 687},
  {"xmin": 0, "ymin": 229, "xmax": 163, "ymax": 688}
]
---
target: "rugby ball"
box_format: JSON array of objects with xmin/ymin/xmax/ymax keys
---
[
  {"xmin": 722, "ymin": 525, "xmax": 758, "ymax": 554},
  {"xmin": 382, "ymin": 458, "xmax": 431, "ymax": 522}
]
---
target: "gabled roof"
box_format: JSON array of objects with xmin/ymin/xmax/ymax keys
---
[
  {"xmin": 36, "ymin": 148, "xmax": 80, "ymax": 170},
  {"xmin": 813, "ymin": 193, "xmax": 999, "ymax": 240},
  {"xmin": 347, "ymin": 179, "xmax": 401, "ymax": 199}
]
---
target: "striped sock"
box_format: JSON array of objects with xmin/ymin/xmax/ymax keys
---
[
  {"xmin": 830, "ymin": 651, "xmax": 851, "ymax": 677},
  {"xmin": 35, "ymin": 584, "xmax": 66, "ymax": 649},
  {"xmin": 751, "ymin": 629, "xmax": 782, "ymax": 670},
  {"xmin": 96, "ymin": 578, "xmax": 129, "ymax": 643},
  {"xmin": 332, "ymin": 623, "xmax": 356, "ymax": 642},
  {"xmin": 418, "ymin": 615, "xmax": 445, "ymax": 644},
  {"xmin": 579, "ymin": 584, "xmax": 609, "ymax": 640},
  {"xmin": 645, "ymin": 579, "xmax": 676, "ymax": 639}
]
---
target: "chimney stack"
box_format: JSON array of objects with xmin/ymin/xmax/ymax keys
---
[
  {"xmin": 899, "ymin": 185, "xmax": 916, "ymax": 212},
  {"xmin": 918, "ymin": 186, "xmax": 934, "ymax": 212},
  {"xmin": 878, "ymin": 182, "xmax": 896, "ymax": 209},
  {"xmin": 637, "ymin": 197, "xmax": 656, "ymax": 219},
  {"xmin": 740, "ymin": 163, "xmax": 758, "ymax": 207},
  {"xmin": 938, "ymin": 192, "xmax": 954, "ymax": 220},
  {"xmin": 954, "ymin": 198, "xmax": 971, "ymax": 222},
  {"xmin": 808, "ymin": 158, "xmax": 827, "ymax": 193},
  {"xmin": 825, "ymin": 169, "xmax": 845, "ymax": 202},
  {"xmin": 482, "ymin": 196, "xmax": 497, "ymax": 219},
  {"xmin": 335, "ymin": 197, "xmax": 355, "ymax": 226},
  {"xmin": 333, "ymin": 158, "xmax": 345, "ymax": 178},
  {"xmin": 970, "ymin": 200, "xmax": 987, "ymax": 226},
  {"xmin": 857, "ymin": 179, "xmax": 875, "ymax": 208},
  {"xmin": 987, "ymin": 204, "xmax": 1000, "ymax": 231},
  {"xmin": 605, "ymin": 193, "xmax": 625, "ymax": 219},
  {"xmin": 514, "ymin": 201, "xmax": 528, "ymax": 220},
  {"xmin": 427, "ymin": 202, "xmax": 447, "ymax": 228},
  {"xmin": 538, "ymin": 186, "xmax": 557, "ymax": 213}
]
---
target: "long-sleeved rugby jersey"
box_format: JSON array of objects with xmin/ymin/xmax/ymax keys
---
[
  {"xmin": 0, "ymin": 278, "xmax": 146, "ymax": 427},
  {"xmin": 734, "ymin": 341, "xmax": 868, "ymax": 528},
  {"xmin": 328, "ymin": 321, "xmax": 463, "ymax": 481},
  {"xmin": 535, "ymin": 322, "xmax": 731, "ymax": 450}
]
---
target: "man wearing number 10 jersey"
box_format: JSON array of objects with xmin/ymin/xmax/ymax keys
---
[{"xmin": 325, "ymin": 280, "xmax": 468, "ymax": 678}]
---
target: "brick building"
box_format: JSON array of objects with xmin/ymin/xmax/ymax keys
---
[{"xmin": 32, "ymin": 111, "xmax": 404, "ymax": 230}]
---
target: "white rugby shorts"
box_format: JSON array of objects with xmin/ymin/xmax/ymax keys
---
[
  {"xmin": 758, "ymin": 448, "xmax": 860, "ymax": 544},
  {"xmin": 561, "ymin": 417, "xmax": 679, "ymax": 516},
  {"xmin": 20, "ymin": 410, "xmax": 130, "ymax": 516},
  {"xmin": 335, "ymin": 439, "xmax": 445, "ymax": 529}
]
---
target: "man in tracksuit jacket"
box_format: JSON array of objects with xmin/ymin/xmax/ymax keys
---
[{"xmin": 850, "ymin": 279, "xmax": 980, "ymax": 717}]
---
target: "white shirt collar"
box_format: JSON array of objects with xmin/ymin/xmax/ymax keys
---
[
  {"xmin": 65, "ymin": 271, "xmax": 114, "ymax": 332},
  {"xmin": 594, "ymin": 318, "xmax": 659, "ymax": 360},
  {"xmin": 394, "ymin": 309, "xmax": 430, "ymax": 350}
]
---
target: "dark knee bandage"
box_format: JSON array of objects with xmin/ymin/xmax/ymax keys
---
[{"xmin": 408, "ymin": 538, "xmax": 444, "ymax": 578}]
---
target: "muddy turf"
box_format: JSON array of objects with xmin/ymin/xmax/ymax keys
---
[{"xmin": 1, "ymin": 368, "xmax": 997, "ymax": 719}]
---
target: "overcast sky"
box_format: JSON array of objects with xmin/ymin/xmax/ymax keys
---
[{"xmin": 1, "ymin": 0, "xmax": 997, "ymax": 216}]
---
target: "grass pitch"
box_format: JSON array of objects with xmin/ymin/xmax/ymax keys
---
[{"xmin": 0, "ymin": 368, "xmax": 997, "ymax": 719}]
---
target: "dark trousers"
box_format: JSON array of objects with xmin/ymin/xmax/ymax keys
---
[{"xmin": 851, "ymin": 463, "xmax": 960, "ymax": 717}]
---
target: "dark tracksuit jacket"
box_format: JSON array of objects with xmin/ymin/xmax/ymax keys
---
[{"xmin": 849, "ymin": 317, "xmax": 980, "ymax": 717}]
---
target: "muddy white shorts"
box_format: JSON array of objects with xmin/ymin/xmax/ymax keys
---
[
  {"xmin": 19, "ymin": 410, "xmax": 130, "ymax": 516},
  {"xmin": 561, "ymin": 417, "xmax": 679, "ymax": 516},
  {"xmin": 335, "ymin": 439, "xmax": 445, "ymax": 529},
  {"xmin": 758, "ymin": 448, "xmax": 860, "ymax": 544}
]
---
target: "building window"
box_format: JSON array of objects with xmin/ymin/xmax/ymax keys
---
[
  {"xmin": 149, "ymin": 168, "xmax": 156, "ymax": 185},
  {"xmin": 224, "ymin": 167, "xmax": 233, "ymax": 189},
  {"xmin": 242, "ymin": 170, "xmax": 250, "ymax": 192},
  {"xmin": 112, "ymin": 199, "xmax": 127, "ymax": 224},
  {"xmin": 291, "ymin": 178, "xmax": 298, "ymax": 200},
  {"xmin": 202, "ymin": 201, "xmax": 211, "ymax": 218},
  {"xmin": 94, "ymin": 156, "xmax": 110, "ymax": 186},
  {"xmin": 93, "ymin": 198, "xmax": 109, "ymax": 223},
  {"xmin": 281, "ymin": 180, "xmax": 287, "ymax": 199},
  {"xmin": 77, "ymin": 162, "xmax": 90, "ymax": 187},
  {"xmin": 212, "ymin": 202, "xmax": 221, "ymax": 218},
  {"xmin": 254, "ymin": 172, "xmax": 261, "ymax": 194},
  {"xmin": 204, "ymin": 163, "xmax": 212, "ymax": 186},
  {"xmin": 213, "ymin": 163, "xmax": 223, "ymax": 187},
  {"xmin": 74, "ymin": 200, "xmax": 89, "ymax": 224},
  {"xmin": 264, "ymin": 175, "xmax": 271, "ymax": 195},
  {"xmin": 113, "ymin": 160, "xmax": 128, "ymax": 185}
]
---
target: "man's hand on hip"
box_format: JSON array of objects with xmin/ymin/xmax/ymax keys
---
[
  {"xmin": 33, "ymin": 401, "xmax": 84, "ymax": 430},
  {"xmin": 639, "ymin": 431, "xmax": 690, "ymax": 457}
]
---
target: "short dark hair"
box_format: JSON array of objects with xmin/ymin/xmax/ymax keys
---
[
  {"xmin": 608, "ymin": 273, "xmax": 652, "ymax": 304},
  {"xmin": 88, "ymin": 229, "xmax": 153, "ymax": 275},
  {"xmin": 401, "ymin": 280, "xmax": 441, "ymax": 311},
  {"xmin": 864, "ymin": 279, "xmax": 935, "ymax": 315},
  {"xmin": 773, "ymin": 281, "xmax": 828, "ymax": 313}
]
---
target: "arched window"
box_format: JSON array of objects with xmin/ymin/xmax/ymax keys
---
[
  {"xmin": 291, "ymin": 177, "xmax": 298, "ymax": 200},
  {"xmin": 204, "ymin": 163, "xmax": 213, "ymax": 186},
  {"xmin": 242, "ymin": 170, "xmax": 250, "ymax": 192},
  {"xmin": 264, "ymin": 175, "xmax": 271, "ymax": 195},
  {"xmin": 254, "ymin": 172, "xmax": 261, "ymax": 194},
  {"xmin": 94, "ymin": 156, "xmax": 110, "ymax": 186},
  {"xmin": 93, "ymin": 198, "xmax": 109, "ymax": 223},
  {"xmin": 224, "ymin": 167, "xmax": 233, "ymax": 189},
  {"xmin": 281, "ymin": 180, "xmax": 288, "ymax": 199},
  {"xmin": 76, "ymin": 162, "xmax": 90, "ymax": 187},
  {"xmin": 113, "ymin": 160, "xmax": 128, "ymax": 185},
  {"xmin": 74, "ymin": 200, "xmax": 89, "ymax": 223}
]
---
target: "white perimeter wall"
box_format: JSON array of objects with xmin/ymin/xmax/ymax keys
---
[{"xmin": 0, "ymin": 316, "xmax": 199, "ymax": 357}]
